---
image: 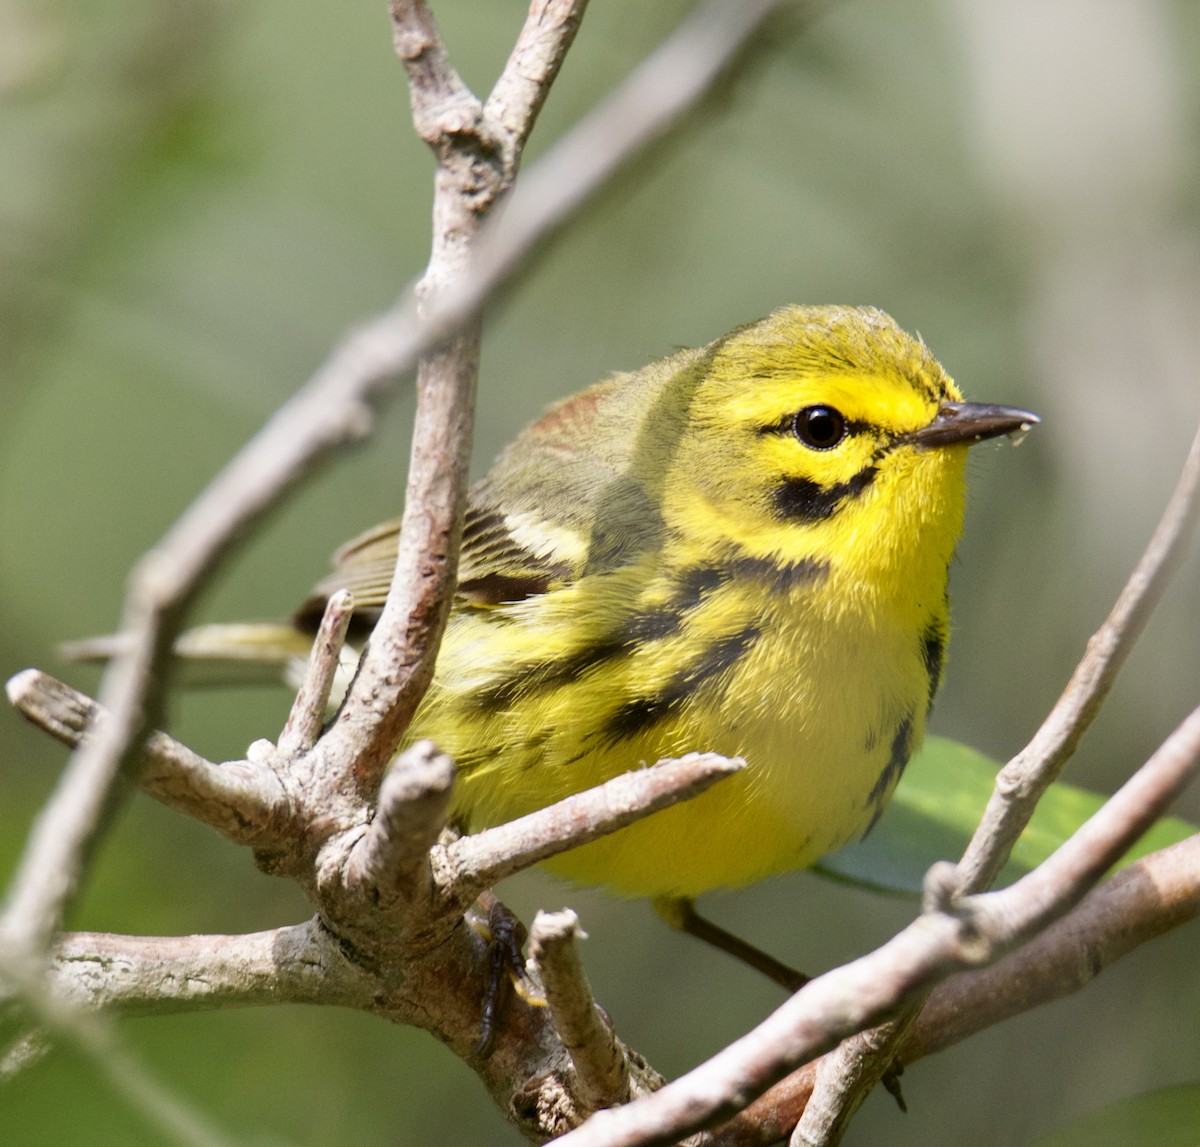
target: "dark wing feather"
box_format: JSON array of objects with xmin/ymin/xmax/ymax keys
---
[
  {"xmin": 293, "ymin": 484, "xmax": 584, "ymax": 627},
  {"xmin": 294, "ymin": 357, "xmax": 699, "ymax": 628}
]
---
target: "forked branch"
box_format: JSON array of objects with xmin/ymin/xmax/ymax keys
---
[{"xmin": 703, "ymin": 834, "xmax": 1200, "ymax": 1146}]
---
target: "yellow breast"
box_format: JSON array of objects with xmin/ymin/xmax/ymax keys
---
[{"xmin": 420, "ymin": 520, "xmax": 951, "ymax": 898}]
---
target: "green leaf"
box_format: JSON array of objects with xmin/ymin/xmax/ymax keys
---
[
  {"xmin": 814, "ymin": 735, "xmax": 1197, "ymax": 896},
  {"xmin": 1033, "ymin": 1082, "xmax": 1200, "ymax": 1147}
]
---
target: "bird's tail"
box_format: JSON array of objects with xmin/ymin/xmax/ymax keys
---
[{"xmin": 59, "ymin": 622, "xmax": 317, "ymax": 688}]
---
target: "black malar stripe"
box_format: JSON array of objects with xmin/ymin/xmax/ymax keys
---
[
  {"xmin": 602, "ymin": 624, "xmax": 761, "ymax": 742},
  {"xmin": 772, "ymin": 464, "xmax": 878, "ymax": 523}
]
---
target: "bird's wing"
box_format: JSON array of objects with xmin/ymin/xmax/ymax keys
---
[
  {"xmin": 299, "ymin": 489, "xmax": 587, "ymax": 619},
  {"xmin": 292, "ymin": 518, "xmax": 403, "ymax": 626},
  {"xmin": 294, "ymin": 364, "xmax": 690, "ymax": 626}
]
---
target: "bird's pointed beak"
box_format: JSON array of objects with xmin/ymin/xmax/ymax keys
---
[{"xmin": 909, "ymin": 401, "xmax": 1039, "ymax": 449}]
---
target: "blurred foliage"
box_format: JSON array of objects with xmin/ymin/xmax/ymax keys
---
[{"xmin": 2, "ymin": 0, "xmax": 1199, "ymax": 1144}]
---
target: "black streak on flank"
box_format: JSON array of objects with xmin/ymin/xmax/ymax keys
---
[
  {"xmin": 773, "ymin": 465, "xmax": 878, "ymax": 523},
  {"xmin": 672, "ymin": 555, "xmax": 830, "ymax": 607},
  {"xmin": 688, "ymin": 624, "xmax": 762, "ymax": 689},
  {"xmin": 623, "ymin": 608, "xmax": 685, "ymax": 643},
  {"xmin": 921, "ymin": 621, "xmax": 947, "ymax": 710},
  {"xmin": 865, "ymin": 712, "xmax": 914, "ymax": 832},
  {"xmin": 474, "ymin": 569, "xmax": 736, "ymax": 713},
  {"xmin": 603, "ymin": 694, "xmax": 670, "ymax": 742},
  {"xmin": 603, "ymin": 624, "xmax": 762, "ymax": 742},
  {"xmin": 728, "ymin": 554, "xmax": 831, "ymax": 592},
  {"xmin": 623, "ymin": 556, "xmax": 826, "ymax": 648},
  {"xmin": 475, "ymin": 638, "xmax": 626, "ymax": 711},
  {"xmin": 673, "ymin": 566, "xmax": 727, "ymax": 609},
  {"xmin": 475, "ymin": 555, "xmax": 813, "ymax": 718}
]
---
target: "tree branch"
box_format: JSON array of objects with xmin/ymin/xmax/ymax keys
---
[
  {"xmin": 8, "ymin": 921, "xmax": 370, "ymax": 1017},
  {"xmin": 5, "ymin": 670, "xmax": 286, "ymax": 849},
  {"xmin": 485, "ymin": 0, "xmax": 588, "ymax": 141},
  {"xmin": 531, "ymin": 909, "xmax": 637, "ymax": 1112},
  {"xmin": 911, "ymin": 829, "xmax": 1200, "ymax": 1057},
  {"xmin": 391, "ymin": 0, "xmax": 478, "ymax": 154},
  {"xmin": 705, "ymin": 831, "xmax": 1200, "ymax": 1146},
  {"xmin": 550, "ymin": 706, "xmax": 1200, "ymax": 1147},
  {"xmin": 343, "ymin": 741, "xmax": 455, "ymax": 920},
  {"xmin": 960, "ymin": 417, "xmax": 1200, "ymax": 893},
  {"xmin": 277, "ymin": 589, "xmax": 354, "ymax": 757}
]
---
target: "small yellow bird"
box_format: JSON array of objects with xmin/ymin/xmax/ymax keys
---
[
  {"xmin": 296, "ymin": 305, "xmax": 1036, "ymax": 908},
  {"xmin": 69, "ymin": 305, "xmax": 1036, "ymax": 976}
]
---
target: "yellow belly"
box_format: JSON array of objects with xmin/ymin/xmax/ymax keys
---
[{"xmin": 417, "ymin": 566, "xmax": 934, "ymax": 899}]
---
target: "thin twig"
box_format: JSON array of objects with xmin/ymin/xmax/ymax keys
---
[
  {"xmin": 435, "ymin": 754, "xmax": 745, "ymax": 910},
  {"xmin": 531, "ymin": 909, "xmax": 634, "ymax": 1111},
  {"xmin": 277, "ymin": 589, "xmax": 354, "ymax": 757},
  {"xmin": 970, "ymin": 707, "xmax": 1200, "ymax": 934},
  {"xmin": 959, "ymin": 419, "xmax": 1200, "ymax": 893},
  {"xmin": 343, "ymin": 741, "xmax": 455, "ymax": 912},
  {"xmin": 5, "ymin": 670, "xmax": 285, "ymax": 847},
  {"xmin": 391, "ymin": 0, "xmax": 478, "ymax": 154},
  {"xmin": 485, "ymin": 0, "xmax": 589, "ymax": 142},
  {"xmin": 787, "ymin": 1030, "xmax": 892, "ymax": 1147}
]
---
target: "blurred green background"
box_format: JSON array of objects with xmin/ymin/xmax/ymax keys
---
[{"xmin": 2, "ymin": 1, "xmax": 1199, "ymax": 1144}]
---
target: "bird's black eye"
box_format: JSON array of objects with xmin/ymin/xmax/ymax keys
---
[{"xmin": 793, "ymin": 405, "xmax": 847, "ymax": 450}]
